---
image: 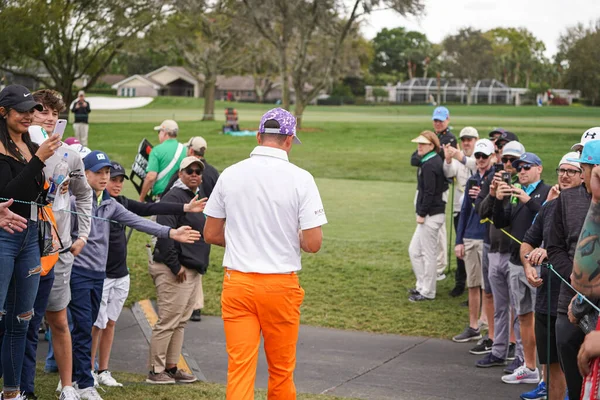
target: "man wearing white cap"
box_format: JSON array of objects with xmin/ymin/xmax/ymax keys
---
[
  {"xmin": 571, "ymin": 127, "xmax": 600, "ymax": 152},
  {"xmin": 516, "ymin": 152, "xmax": 582, "ymax": 400},
  {"xmin": 139, "ymin": 119, "xmax": 186, "ymax": 201}
]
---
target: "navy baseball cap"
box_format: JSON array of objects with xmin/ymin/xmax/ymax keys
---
[
  {"xmin": 110, "ymin": 161, "xmax": 129, "ymax": 179},
  {"xmin": 512, "ymin": 152, "xmax": 542, "ymax": 168},
  {"xmin": 84, "ymin": 151, "xmax": 112, "ymax": 172},
  {"xmin": 495, "ymin": 130, "xmax": 519, "ymax": 144},
  {"xmin": 0, "ymin": 85, "xmax": 43, "ymax": 113}
]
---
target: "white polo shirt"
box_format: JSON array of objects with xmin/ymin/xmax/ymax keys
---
[{"xmin": 204, "ymin": 145, "xmax": 327, "ymax": 274}]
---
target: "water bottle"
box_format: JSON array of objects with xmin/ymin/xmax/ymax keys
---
[
  {"xmin": 511, "ymin": 183, "xmax": 522, "ymax": 205},
  {"xmin": 47, "ymin": 153, "xmax": 69, "ymax": 204}
]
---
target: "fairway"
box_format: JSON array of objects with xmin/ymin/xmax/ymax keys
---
[{"xmin": 82, "ymin": 98, "xmax": 599, "ymax": 339}]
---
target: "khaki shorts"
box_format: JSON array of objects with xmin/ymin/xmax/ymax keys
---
[{"xmin": 464, "ymin": 238, "xmax": 484, "ymax": 288}]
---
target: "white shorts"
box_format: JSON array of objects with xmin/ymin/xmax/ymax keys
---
[{"xmin": 94, "ymin": 275, "xmax": 130, "ymax": 329}]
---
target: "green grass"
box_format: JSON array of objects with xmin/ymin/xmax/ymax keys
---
[
  {"xmin": 76, "ymin": 98, "xmax": 599, "ymax": 339},
  {"xmin": 3, "ymin": 365, "xmax": 353, "ymax": 400}
]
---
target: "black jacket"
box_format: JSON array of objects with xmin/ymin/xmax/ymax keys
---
[
  {"xmin": 153, "ymin": 183, "xmax": 210, "ymax": 275},
  {"xmin": 547, "ymin": 185, "xmax": 591, "ymax": 314},
  {"xmin": 522, "ymin": 199, "xmax": 561, "ymax": 316},
  {"xmin": 492, "ymin": 180, "xmax": 551, "ymax": 265},
  {"xmin": 415, "ymin": 153, "xmax": 447, "ymax": 217},
  {"xmin": 163, "ymin": 158, "xmax": 220, "ymax": 198},
  {"xmin": 107, "ymin": 195, "xmax": 185, "ymax": 279},
  {"xmin": 71, "ymin": 101, "xmax": 91, "ymax": 123}
]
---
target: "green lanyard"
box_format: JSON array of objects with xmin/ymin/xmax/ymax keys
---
[{"xmin": 420, "ymin": 151, "xmax": 437, "ymax": 164}]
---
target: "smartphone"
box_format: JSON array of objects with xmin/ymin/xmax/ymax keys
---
[
  {"xmin": 494, "ymin": 163, "xmax": 504, "ymax": 172},
  {"xmin": 501, "ymin": 172, "xmax": 512, "ymax": 185},
  {"xmin": 54, "ymin": 119, "xmax": 68, "ymax": 138},
  {"xmin": 467, "ymin": 179, "xmax": 477, "ymax": 192}
]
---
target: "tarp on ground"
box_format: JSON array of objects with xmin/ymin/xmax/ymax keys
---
[{"xmin": 223, "ymin": 130, "xmax": 257, "ymax": 137}]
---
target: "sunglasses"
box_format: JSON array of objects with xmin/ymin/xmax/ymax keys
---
[
  {"xmin": 184, "ymin": 168, "xmax": 202, "ymax": 175},
  {"xmin": 474, "ymin": 153, "xmax": 489, "ymax": 160},
  {"xmin": 516, "ymin": 164, "xmax": 534, "ymax": 172},
  {"xmin": 556, "ymin": 168, "xmax": 581, "ymax": 177},
  {"xmin": 501, "ymin": 157, "xmax": 517, "ymax": 164}
]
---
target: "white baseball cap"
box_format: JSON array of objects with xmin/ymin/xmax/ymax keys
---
[
  {"xmin": 459, "ymin": 126, "xmax": 479, "ymax": 139},
  {"xmin": 69, "ymin": 143, "xmax": 91, "ymax": 159},
  {"xmin": 558, "ymin": 151, "xmax": 581, "ymax": 170},
  {"xmin": 154, "ymin": 119, "xmax": 179, "ymax": 132},
  {"xmin": 473, "ymin": 139, "xmax": 494, "ymax": 156},
  {"xmin": 185, "ymin": 136, "xmax": 207, "ymax": 152},
  {"xmin": 571, "ymin": 127, "xmax": 600, "ymax": 152},
  {"xmin": 502, "ymin": 141, "xmax": 526, "ymax": 158}
]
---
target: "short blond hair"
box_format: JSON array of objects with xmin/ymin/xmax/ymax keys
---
[{"xmin": 420, "ymin": 130, "xmax": 440, "ymax": 153}]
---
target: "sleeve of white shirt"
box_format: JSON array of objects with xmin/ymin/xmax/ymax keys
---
[
  {"xmin": 204, "ymin": 174, "xmax": 226, "ymax": 218},
  {"xmin": 299, "ymin": 175, "xmax": 327, "ymax": 230}
]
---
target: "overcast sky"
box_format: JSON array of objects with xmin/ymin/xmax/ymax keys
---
[{"xmin": 361, "ymin": 0, "xmax": 600, "ymax": 58}]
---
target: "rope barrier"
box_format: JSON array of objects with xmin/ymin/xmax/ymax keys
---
[{"xmin": 0, "ymin": 197, "xmax": 119, "ymax": 224}]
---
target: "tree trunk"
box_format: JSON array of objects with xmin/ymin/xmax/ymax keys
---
[
  {"xmin": 295, "ymin": 98, "xmax": 306, "ymax": 130},
  {"xmin": 407, "ymin": 61, "xmax": 413, "ymax": 80},
  {"xmin": 466, "ymin": 84, "xmax": 472, "ymax": 105},
  {"xmin": 279, "ymin": 46, "xmax": 290, "ymax": 110},
  {"xmin": 202, "ymin": 79, "xmax": 216, "ymax": 121},
  {"xmin": 525, "ymin": 70, "xmax": 531, "ymax": 89},
  {"xmin": 61, "ymin": 81, "xmax": 75, "ymax": 120}
]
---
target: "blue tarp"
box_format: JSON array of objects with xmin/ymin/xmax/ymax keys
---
[{"xmin": 223, "ymin": 130, "xmax": 257, "ymax": 137}]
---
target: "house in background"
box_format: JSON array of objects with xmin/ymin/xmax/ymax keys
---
[{"xmin": 112, "ymin": 66, "xmax": 201, "ymax": 97}]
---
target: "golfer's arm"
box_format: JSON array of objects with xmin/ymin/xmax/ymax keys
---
[
  {"xmin": 300, "ymin": 226, "xmax": 323, "ymax": 253},
  {"xmin": 139, "ymin": 171, "xmax": 157, "ymax": 202},
  {"xmin": 204, "ymin": 216, "xmax": 226, "ymax": 247}
]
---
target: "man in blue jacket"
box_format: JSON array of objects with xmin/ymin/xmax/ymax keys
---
[
  {"xmin": 68, "ymin": 151, "xmax": 200, "ymax": 400},
  {"xmin": 452, "ymin": 139, "xmax": 494, "ymax": 343}
]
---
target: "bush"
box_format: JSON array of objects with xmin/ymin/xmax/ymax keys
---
[
  {"xmin": 550, "ymin": 96, "xmax": 570, "ymax": 106},
  {"xmin": 87, "ymin": 87, "xmax": 117, "ymax": 96},
  {"xmin": 317, "ymin": 95, "xmax": 356, "ymax": 106}
]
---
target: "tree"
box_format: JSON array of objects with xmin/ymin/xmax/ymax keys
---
[
  {"xmin": 0, "ymin": 0, "xmax": 164, "ymax": 107},
  {"xmin": 442, "ymin": 28, "xmax": 494, "ymax": 105},
  {"xmin": 562, "ymin": 28, "xmax": 600, "ymax": 105}
]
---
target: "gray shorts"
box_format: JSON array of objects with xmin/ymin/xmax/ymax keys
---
[
  {"xmin": 509, "ymin": 261, "xmax": 536, "ymax": 316},
  {"xmin": 46, "ymin": 251, "xmax": 74, "ymax": 312}
]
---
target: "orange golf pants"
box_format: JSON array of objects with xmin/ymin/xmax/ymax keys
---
[{"xmin": 222, "ymin": 269, "xmax": 305, "ymax": 400}]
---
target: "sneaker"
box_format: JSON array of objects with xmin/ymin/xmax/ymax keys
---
[
  {"xmin": 91, "ymin": 371, "xmax": 99, "ymax": 388},
  {"xmin": 520, "ymin": 381, "xmax": 547, "ymax": 400},
  {"xmin": 21, "ymin": 393, "xmax": 38, "ymax": 400},
  {"xmin": 146, "ymin": 371, "xmax": 175, "ymax": 385},
  {"xmin": 470, "ymin": 337, "xmax": 493, "ymax": 355},
  {"xmin": 507, "ymin": 342, "xmax": 516, "ymax": 361},
  {"xmin": 476, "ymin": 352, "xmax": 507, "ymax": 368},
  {"xmin": 190, "ymin": 309, "xmax": 202, "ymax": 322},
  {"xmin": 168, "ymin": 369, "xmax": 197, "ymax": 384},
  {"xmin": 437, "ymin": 273, "xmax": 447, "ymax": 281},
  {"xmin": 407, "ymin": 288, "xmax": 420, "ymax": 295},
  {"xmin": 59, "ymin": 386, "xmax": 80, "ymax": 400},
  {"xmin": 76, "ymin": 387, "xmax": 103, "ymax": 400},
  {"xmin": 96, "ymin": 370, "xmax": 123, "ymax": 387},
  {"xmin": 408, "ymin": 293, "xmax": 432, "ymax": 302},
  {"xmin": 452, "ymin": 326, "xmax": 481, "ymax": 343},
  {"xmin": 449, "ymin": 286, "xmax": 465, "ymax": 297},
  {"xmin": 504, "ymin": 355, "xmax": 524, "ymax": 374},
  {"xmin": 502, "ymin": 365, "xmax": 540, "ymax": 384}
]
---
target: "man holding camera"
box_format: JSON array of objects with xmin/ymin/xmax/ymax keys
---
[
  {"xmin": 71, "ymin": 90, "xmax": 91, "ymax": 146},
  {"xmin": 493, "ymin": 152, "xmax": 551, "ymax": 385},
  {"xmin": 452, "ymin": 139, "xmax": 494, "ymax": 343}
]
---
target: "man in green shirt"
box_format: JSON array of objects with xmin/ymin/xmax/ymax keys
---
[{"xmin": 139, "ymin": 119, "xmax": 186, "ymax": 201}]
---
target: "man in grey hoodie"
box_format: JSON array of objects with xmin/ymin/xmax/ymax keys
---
[{"xmin": 68, "ymin": 151, "xmax": 200, "ymax": 400}]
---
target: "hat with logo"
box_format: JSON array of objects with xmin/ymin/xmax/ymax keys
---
[
  {"xmin": 83, "ymin": 150, "xmax": 112, "ymax": 172},
  {"xmin": 432, "ymin": 106, "xmax": 449, "ymax": 121},
  {"xmin": 558, "ymin": 152, "xmax": 581, "ymax": 170},
  {"xmin": 64, "ymin": 137, "xmax": 80, "ymax": 146},
  {"xmin": 258, "ymin": 108, "xmax": 301, "ymax": 144},
  {"xmin": 502, "ymin": 141, "xmax": 526, "ymax": 158},
  {"xmin": 512, "ymin": 152, "xmax": 542, "ymax": 168},
  {"xmin": 153, "ymin": 119, "xmax": 179, "ymax": 132},
  {"xmin": 185, "ymin": 136, "xmax": 208, "ymax": 152},
  {"xmin": 571, "ymin": 127, "xmax": 600, "ymax": 152},
  {"xmin": 459, "ymin": 127, "xmax": 479, "ymax": 139},
  {"xmin": 110, "ymin": 161, "xmax": 129, "ymax": 179},
  {"xmin": 567, "ymin": 140, "xmax": 600, "ymax": 165},
  {"xmin": 70, "ymin": 144, "xmax": 91, "ymax": 159},
  {"xmin": 495, "ymin": 130, "xmax": 519, "ymax": 144},
  {"xmin": 0, "ymin": 85, "xmax": 43, "ymax": 113},
  {"xmin": 473, "ymin": 139, "xmax": 494, "ymax": 156},
  {"xmin": 179, "ymin": 156, "xmax": 205, "ymax": 172}
]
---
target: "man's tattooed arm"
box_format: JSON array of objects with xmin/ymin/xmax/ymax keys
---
[{"xmin": 573, "ymin": 201, "xmax": 600, "ymax": 296}]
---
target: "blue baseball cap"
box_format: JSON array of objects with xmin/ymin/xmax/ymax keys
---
[
  {"xmin": 567, "ymin": 140, "xmax": 600, "ymax": 165},
  {"xmin": 512, "ymin": 152, "xmax": 542, "ymax": 168},
  {"xmin": 84, "ymin": 150, "xmax": 112, "ymax": 172},
  {"xmin": 432, "ymin": 106, "xmax": 449, "ymax": 121}
]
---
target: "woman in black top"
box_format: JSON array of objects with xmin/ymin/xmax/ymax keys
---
[
  {"xmin": 0, "ymin": 84, "xmax": 60, "ymax": 400},
  {"xmin": 407, "ymin": 130, "xmax": 447, "ymax": 302}
]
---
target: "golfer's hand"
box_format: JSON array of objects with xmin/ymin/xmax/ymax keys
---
[
  {"xmin": 578, "ymin": 331, "xmax": 600, "ymax": 376},
  {"xmin": 169, "ymin": 226, "xmax": 201, "ymax": 243},
  {"xmin": 416, "ymin": 215, "xmax": 425, "ymax": 224},
  {"xmin": 176, "ymin": 267, "xmax": 187, "ymax": 283},
  {"xmin": 455, "ymin": 244, "xmax": 465, "ymax": 259},
  {"xmin": 183, "ymin": 195, "xmax": 207, "ymax": 213},
  {"xmin": 524, "ymin": 265, "xmax": 543, "ymax": 288}
]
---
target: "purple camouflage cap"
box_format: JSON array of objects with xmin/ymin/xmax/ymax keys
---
[{"xmin": 258, "ymin": 108, "xmax": 301, "ymax": 144}]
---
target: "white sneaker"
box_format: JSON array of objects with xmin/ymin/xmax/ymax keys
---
[
  {"xmin": 59, "ymin": 386, "xmax": 81, "ymax": 400},
  {"xmin": 91, "ymin": 371, "xmax": 99, "ymax": 388},
  {"xmin": 436, "ymin": 273, "xmax": 447, "ymax": 281},
  {"xmin": 56, "ymin": 380, "xmax": 62, "ymax": 393},
  {"xmin": 76, "ymin": 387, "xmax": 103, "ymax": 400},
  {"xmin": 96, "ymin": 370, "xmax": 123, "ymax": 387},
  {"xmin": 501, "ymin": 365, "xmax": 540, "ymax": 384}
]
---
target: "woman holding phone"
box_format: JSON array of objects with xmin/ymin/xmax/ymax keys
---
[{"xmin": 0, "ymin": 84, "xmax": 61, "ymax": 400}]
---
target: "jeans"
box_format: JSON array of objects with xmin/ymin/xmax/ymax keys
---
[
  {"xmin": 68, "ymin": 271, "xmax": 103, "ymax": 389},
  {"xmin": 0, "ymin": 221, "xmax": 41, "ymax": 392}
]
